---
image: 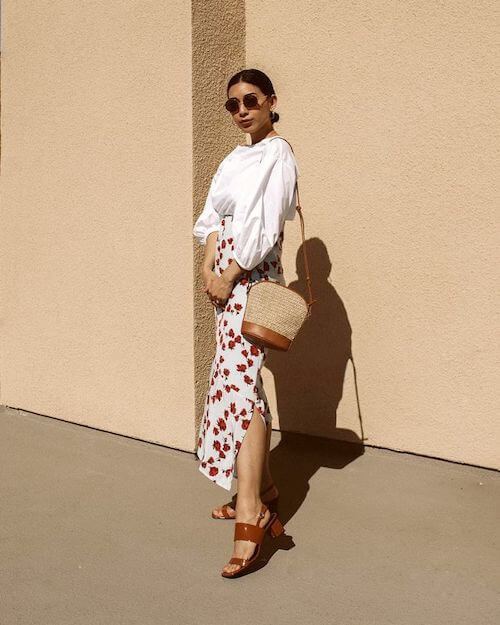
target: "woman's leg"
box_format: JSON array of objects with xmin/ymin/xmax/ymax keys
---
[
  {"xmin": 261, "ymin": 421, "xmax": 274, "ymax": 488},
  {"xmin": 221, "ymin": 405, "xmax": 272, "ymax": 575},
  {"xmin": 211, "ymin": 419, "xmax": 276, "ymax": 519}
]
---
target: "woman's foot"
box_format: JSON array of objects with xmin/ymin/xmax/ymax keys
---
[
  {"xmin": 211, "ymin": 481, "xmax": 278, "ymax": 519},
  {"xmin": 221, "ymin": 500, "xmax": 272, "ymax": 576}
]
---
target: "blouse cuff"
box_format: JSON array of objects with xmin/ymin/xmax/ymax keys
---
[{"xmin": 195, "ymin": 224, "xmax": 220, "ymax": 246}]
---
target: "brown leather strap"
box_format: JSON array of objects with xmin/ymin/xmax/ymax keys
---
[
  {"xmin": 220, "ymin": 505, "xmax": 233, "ymax": 518},
  {"xmin": 268, "ymin": 136, "xmax": 316, "ymax": 310},
  {"xmin": 233, "ymin": 502, "xmax": 268, "ymax": 543},
  {"xmin": 234, "ymin": 521, "xmax": 267, "ymax": 544}
]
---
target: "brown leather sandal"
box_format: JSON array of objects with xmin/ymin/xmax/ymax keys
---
[
  {"xmin": 211, "ymin": 482, "xmax": 279, "ymax": 520},
  {"xmin": 221, "ymin": 502, "xmax": 285, "ymax": 578}
]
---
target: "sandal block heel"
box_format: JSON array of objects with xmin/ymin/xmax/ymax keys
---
[{"xmin": 270, "ymin": 516, "xmax": 285, "ymax": 538}]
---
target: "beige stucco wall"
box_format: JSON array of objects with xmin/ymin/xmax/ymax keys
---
[
  {"xmin": 247, "ymin": 1, "xmax": 499, "ymax": 469},
  {"xmin": 1, "ymin": 2, "xmax": 498, "ymax": 468},
  {"xmin": 0, "ymin": 1, "xmax": 195, "ymax": 450}
]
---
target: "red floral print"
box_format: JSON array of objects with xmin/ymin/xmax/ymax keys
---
[{"xmin": 217, "ymin": 418, "xmax": 227, "ymax": 431}]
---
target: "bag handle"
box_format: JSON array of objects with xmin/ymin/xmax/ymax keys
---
[{"xmin": 267, "ymin": 135, "xmax": 316, "ymax": 311}]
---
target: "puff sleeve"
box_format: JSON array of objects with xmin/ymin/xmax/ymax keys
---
[
  {"xmin": 193, "ymin": 165, "xmax": 222, "ymax": 246},
  {"xmin": 231, "ymin": 150, "xmax": 297, "ymax": 271}
]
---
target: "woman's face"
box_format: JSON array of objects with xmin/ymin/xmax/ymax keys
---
[{"xmin": 226, "ymin": 82, "xmax": 277, "ymax": 134}]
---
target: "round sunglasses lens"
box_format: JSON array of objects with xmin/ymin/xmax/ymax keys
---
[
  {"xmin": 225, "ymin": 99, "xmax": 239, "ymax": 113},
  {"xmin": 243, "ymin": 94, "xmax": 259, "ymax": 108}
]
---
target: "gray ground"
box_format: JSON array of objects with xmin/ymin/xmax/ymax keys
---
[{"xmin": 1, "ymin": 405, "xmax": 499, "ymax": 625}]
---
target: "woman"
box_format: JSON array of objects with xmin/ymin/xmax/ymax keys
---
[{"xmin": 193, "ymin": 68, "xmax": 300, "ymax": 577}]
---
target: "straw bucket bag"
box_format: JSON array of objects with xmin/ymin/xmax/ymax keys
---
[{"xmin": 241, "ymin": 136, "xmax": 316, "ymax": 351}]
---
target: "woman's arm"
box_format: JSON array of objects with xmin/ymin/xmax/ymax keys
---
[
  {"xmin": 220, "ymin": 258, "xmax": 246, "ymax": 284},
  {"xmin": 231, "ymin": 150, "xmax": 297, "ymax": 271},
  {"xmin": 202, "ymin": 231, "xmax": 218, "ymax": 273},
  {"xmin": 202, "ymin": 232, "xmax": 246, "ymax": 306},
  {"xmin": 201, "ymin": 231, "xmax": 218, "ymax": 303}
]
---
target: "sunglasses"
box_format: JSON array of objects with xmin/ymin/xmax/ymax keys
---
[{"xmin": 224, "ymin": 93, "xmax": 270, "ymax": 114}]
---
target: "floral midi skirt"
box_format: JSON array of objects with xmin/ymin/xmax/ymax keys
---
[{"xmin": 196, "ymin": 214, "xmax": 285, "ymax": 491}]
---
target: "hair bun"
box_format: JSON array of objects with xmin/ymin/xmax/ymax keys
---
[{"xmin": 271, "ymin": 111, "xmax": 280, "ymax": 123}]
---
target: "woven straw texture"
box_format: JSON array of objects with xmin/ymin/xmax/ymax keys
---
[{"xmin": 243, "ymin": 281, "xmax": 308, "ymax": 340}]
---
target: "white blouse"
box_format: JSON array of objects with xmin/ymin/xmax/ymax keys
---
[{"xmin": 193, "ymin": 135, "xmax": 300, "ymax": 270}]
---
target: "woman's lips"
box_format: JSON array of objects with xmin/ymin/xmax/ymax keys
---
[{"xmin": 240, "ymin": 120, "xmax": 252, "ymax": 126}]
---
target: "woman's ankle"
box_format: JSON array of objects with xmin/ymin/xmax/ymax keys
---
[{"xmin": 236, "ymin": 493, "xmax": 262, "ymax": 510}]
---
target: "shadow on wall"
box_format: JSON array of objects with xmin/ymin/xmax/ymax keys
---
[{"xmin": 263, "ymin": 236, "xmax": 366, "ymax": 524}]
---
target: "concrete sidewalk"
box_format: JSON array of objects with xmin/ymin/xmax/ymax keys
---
[{"xmin": 1, "ymin": 405, "xmax": 499, "ymax": 625}]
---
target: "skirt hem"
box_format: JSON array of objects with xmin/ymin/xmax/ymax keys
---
[{"xmin": 197, "ymin": 394, "xmax": 270, "ymax": 491}]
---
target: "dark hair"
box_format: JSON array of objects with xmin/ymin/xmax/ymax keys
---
[{"xmin": 227, "ymin": 68, "xmax": 280, "ymax": 124}]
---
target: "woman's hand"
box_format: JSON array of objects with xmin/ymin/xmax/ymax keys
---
[
  {"xmin": 201, "ymin": 266, "xmax": 233, "ymax": 308},
  {"xmin": 205, "ymin": 273, "xmax": 234, "ymax": 308}
]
